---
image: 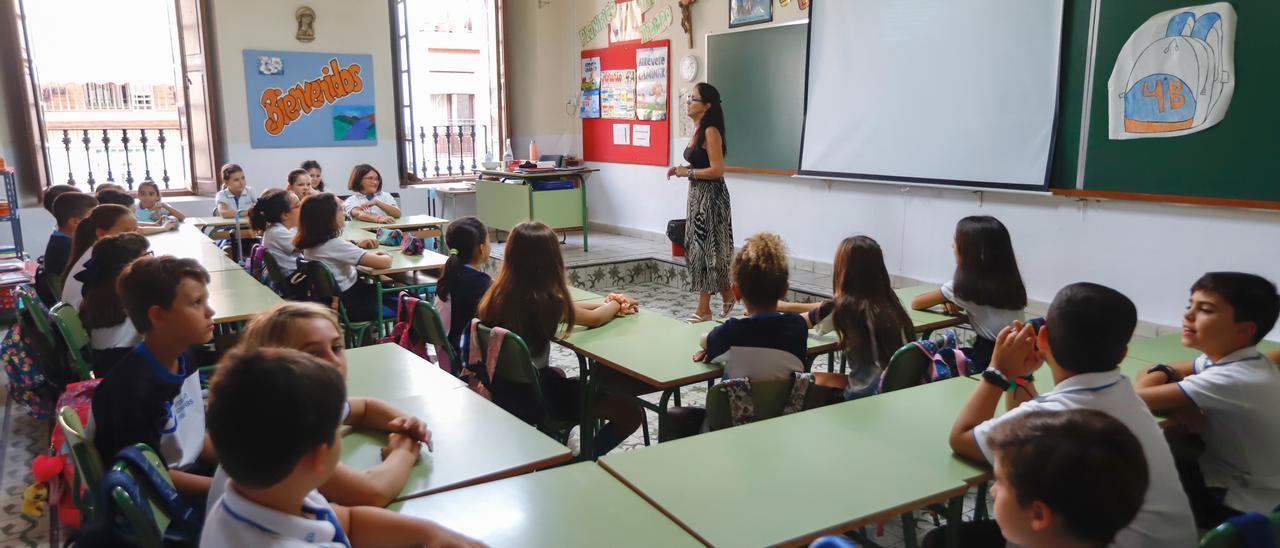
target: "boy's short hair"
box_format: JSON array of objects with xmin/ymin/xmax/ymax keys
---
[
  {"xmin": 207, "ymin": 348, "xmax": 346, "ymax": 488},
  {"xmin": 988, "ymin": 409, "xmax": 1148, "ymax": 546},
  {"xmin": 1191, "ymin": 272, "xmax": 1280, "ymax": 345},
  {"xmin": 95, "ymin": 189, "xmax": 135, "ymax": 208},
  {"xmin": 731, "ymin": 232, "xmax": 790, "ymax": 308},
  {"xmin": 52, "ymin": 193, "xmax": 99, "ymax": 228},
  {"xmin": 1046, "ymin": 282, "xmax": 1136, "ymax": 373},
  {"xmin": 42, "ymin": 184, "xmax": 80, "ymax": 215},
  {"xmin": 118, "ymin": 256, "xmax": 210, "ymax": 332}
]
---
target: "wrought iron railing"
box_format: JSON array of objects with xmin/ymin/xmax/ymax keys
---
[
  {"xmin": 412, "ymin": 123, "xmax": 490, "ymax": 180},
  {"xmin": 44, "ymin": 127, "xmax": 188, "ymax": 191}
]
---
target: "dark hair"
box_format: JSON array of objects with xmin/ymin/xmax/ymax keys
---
[
  {"xmin": 286, "ymin": 169, "xmax": 310, "ymax": 187},
  {"xmin": 95, "ymin": 189, "xmax": 135, "ymax": 208},
  {"xmin": 43, "ymin": 185, "xmax": 79, "ymax": 215},
  {"xmin": 1191, "ymin": 272, "xmax": 1280, "ymax": 345},
  {"xmin": 731, "ymin": 232, "xmax": 789, "ymax": 308},
  {"xmin": 831, "ymin": 236, "xmax": 914, "ymax": 367},
  {"xmin": 952, "ymin": 216, "xmax": 1026, "ymax": 310},
  {"xmin": 249, "ymin": 188, "xmax": 295, "ymax": 232},
  {"xmin": 118, "ymin": 255, "xmax": 210, "ymax": 333},
  {"xmin": 293, "ymin": 193, "xmax": 341, "ymax": 250},
  {"xmin": 988, "ymin": 409, "xmax": 1148, "ymax": 546},
  {"xmin": 65, "ymin": 204, "xmax": 134, "ymax": 279},
  {"xmin": 52, "ymin": 193, "xmax": 98, "ymax": 228},
  {"xmin": 135, "ymin": 181, "xmax": 161, "ymax": 196},
  {"xmin": 347, "ymin": 164, "xmax": 383, "ymax": 194},
  {"xmin": 94, "ymin": 183, "xmax": 126, "ymax": 194},
  {"xmin": 692, "ymin": 82, "xmax": 728, "ymax": 156},
  {"xmin": 301, "ymin": 160, "xmax": 324, "ymax": 191},
  {"xmin": 438, "ymin": 216, "xmax": 488, "ymax": 302},
  {"xmin": 477, "ymin": 222, "xmax": 574, "ymax": 357},
  {"xmin": 1046, "ymin": 282, "xmax": 1136, "ymax": 374},
  {"xmin": 207, "ymin": 348, "xmax": 345, "ymax": 488},
  {"xmin": 220, "ymin": 163, "xmax": 244, "ymax": 183},
  {"xmin": 80, "ymin": 233, "xmax": 150, "ymax": 330}
]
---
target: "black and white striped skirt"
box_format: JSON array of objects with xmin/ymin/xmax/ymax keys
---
[{"xmin": 685, "ymin": 177, "xmax": 733, "ymax": 293}]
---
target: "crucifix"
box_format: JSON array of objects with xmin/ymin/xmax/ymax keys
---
[{"xmin": 679, "ymin": 0, "xmax": 697, "ymax": 48}]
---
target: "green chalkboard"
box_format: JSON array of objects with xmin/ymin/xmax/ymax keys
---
[
  {"xmin": 707, "ymin": 22, "xmax": 807, "ymax": 173},
  {"xmin": 1059, "ymin": 0, "xmax": 1280, "ymax": 204}
]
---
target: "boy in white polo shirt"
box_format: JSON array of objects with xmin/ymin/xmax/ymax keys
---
[
  {"xmin": 947, "ymin": 282, "xmax": 1197, "ymax": 547},
  {"xmin": 1135, "ymin": 272, "xmax": 1280, "ymax": 529},
  {"xmin": 201, "ymin": 348, "xmax": 479, "ymax": 548}
]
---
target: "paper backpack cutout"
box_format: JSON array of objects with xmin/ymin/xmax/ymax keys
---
[{"xmin": 1108, "ymin": 3, "xmax": 1235, "ymax": 140}]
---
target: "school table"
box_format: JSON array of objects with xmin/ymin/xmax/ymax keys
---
[
  {"xmin": 392, "ymin": 462, "xmax": 700, "ymax": 547},
  {"xmin": 425, "ymin": 182, "xmax": 476, "ymax": 219},
  {"xmin": 357, "ymin": 248, "xmax": 449, "ymax": 337},
  {"xmin": 207, "ymin": 269, "xmax": 282, "ymax": 325},
  {"xmin": 145, "ymin": 225, "xmax": 242, "ymax": 272},
  {"xmin": 895, "ymin": 284, "xmax": 969, "ymax": 335},
  {"xmin": 346, "ymin": 214, "xmax": 449, "ymax": 234},
  {"xmin": 569, "ymin": 286, "xmax": 600, "ymax": 302},
  {"xmin": 189, "ymin": 216, "xmax": 245, "ymax": 229},
  {"xmin": 340, "ymin": 389, "xmax": 573, "ymax": 501},
  {"xmin": 345, "ymin": 343, "xmax": 464, "ymax": 400},
  {"xmin": 598, "ymin": 387, "xmax": 971, "ymax": 547},
  {"xmin": 474, "ymin": 168, "xmax": 598, "ymax": 251},
  {"xmin": 1124, "ymin": 333, "xmax": 1280, "ymax": 364}
]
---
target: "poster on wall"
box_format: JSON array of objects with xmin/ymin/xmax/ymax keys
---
[
  {"xmin": 242, "ymin": 50, "xmax": 377, "ymax": 149},
  {"xmin": 1107, "ymin": 2, "xmax": 1235, "ymax": 140},
  {"xmin": 601, "ymin": 69, "xmax": 637, "ymax": 119},
  {"xmin": 635, "ymin": 46, "xmax": 668, "ymax": 121},
  {"xmin": 611, "ymin": 0, "xmax": 643, "ymax": 43},
  {"xmin": 580, "ymin": 57, "xmax": 602, "ymax": 118}
]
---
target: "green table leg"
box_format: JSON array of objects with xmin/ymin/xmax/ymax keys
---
[
  {"xmin": 946, "ymin": 494, "xmax": 964, "ymax": 548},
  {"xmin": 576, "ymin": 354, "xmax": 597, "ymax": 461},
  {"xmin": 577, "ymin": 174, "xmax": 588, "ymax": 252},
  {"xmin": 900, "ymin": 511, "xmax": 918, "ymax": 548}
]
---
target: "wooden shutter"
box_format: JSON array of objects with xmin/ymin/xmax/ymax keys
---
[{"xmin": 173, "ymin": 0, "xmax": 221, "ymax": 195}]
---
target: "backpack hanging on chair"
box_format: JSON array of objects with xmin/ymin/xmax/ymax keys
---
[
  {"xmin": 879, "ymin": 330, "xmax": 970, "ymax": 392},
  {"xmin": 380, "ymin": 291, "xmax": 429, "ymax": 360}
]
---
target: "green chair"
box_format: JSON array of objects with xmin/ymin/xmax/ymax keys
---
[
  {"xmin": 473, "ymin": 323, "xmax": 576, "ymax": 442},
  {"xmin": 411, "ymin": 298, "xmax": 461, "ymax": 375},
  {"xmin": 15, "ymin": 285, "xmax": 56, "ymax": 347},
  {"xmin": 306, "ymin": 260, "xmax": 374, "ymax": 348},
  {"xmin": 57, "ymin": 406, "xmax": 105, "ymax": 523},
  {"xmin": 261, "ymin": 250, "xmax": 300, "ymax": 300},
  {"xmin": 103, "ymin": 444, "xmax": 195, "ymax": 548},
  {"xmin": 704, "ymin": 379, "xmax": 803, "ymax": 432},
  {"xmin": 1200, "ymin": 512, "xmax": 1280, "ymax": 547},
  {"xmin": 878, "ymin": 341, "xmax": 934, "ymax": 394},
  {"xmin": 49, "ymin": 303, "xmax": 95, "ymax": 381}
]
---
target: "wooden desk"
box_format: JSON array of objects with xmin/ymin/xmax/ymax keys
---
[
  {"xmin": 599, "ymin": 389, "xmax": 970, "ymax": 547},
  {"xmin": 145, "ymin": 225, "xmax": 242, "ymax": 272},
  {"xmin": 357, "ymin": 248, "xmax": 448, "ymax": 337},
  {"xmin": 346, "ymin": 344, "xmax": 464, "ymax": 400},
  {"xmin": 569, "ymin": 286, "xmax": 601, "ymax": 302},
  {"xmin": 190, "ymin": 216, "xmax": 246, "ymax": 229},
  {"xmin": 425, "ymin": 183, "xmax": 476, "ymax": 218},
  {"xmin": 895, "ymin": 284, "xmax": 969, "ymax": 335},
  {"xmin": 347, "ymin": 214, "xmax": 449, "ymax": 234},
  {"xmin": 207, "ymin": 269, "xmax": 282, "ymax": 324},
  {"xmin": 393, "ymin": 463, "xmax": 700, "ymax": 547},
  {"xmin": 341, "ymin": 390, "xmax": 572, "ymax": 501},
  {"xmin": 474, "ymin": 169, "xmax": 598, "ymax": 251}
]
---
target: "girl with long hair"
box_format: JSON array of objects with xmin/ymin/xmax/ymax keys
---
[
  {"xmin": 249, "ymin": 189, "xmax": 306, "ymax": 298},
  {"xmin": 434, "ymin": 216, "xmax": 491, "ymax": 363},
  {"xmin": 343, "ymin": 164, "xmax": 400, "ymax": 223},
  {"xmin": 61, "ymin": 204, "xmax": 138, "ymax": 308},
  {"xmin": 78, "ymin": 233, "xmax": 151, "ymax": 375},
  {"xmin": 286, "ymin": 168, "xmax": 315, "ymax": 202},
  {"xmin": 294, "ymin": 193, "xmax": 391, "ymax": 321}
]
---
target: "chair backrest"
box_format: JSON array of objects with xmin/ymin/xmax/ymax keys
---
[
  {"xmin": 15, "ymin": 285, "xmax": 54, "ymax": 343},
  {"xmin": 58, "ymin": 405, "xmax": 105, "ymax": 521},
  {"xmin": 879, "ymin": 342, "xmax": 934, "ymax": 394},
  {"xmin": 705, "ymin": 379, "xmax": 796, "ymax": 431},
  {"xmin": 473, "ymin": 323, "xmax": 551, "ymax": 427},
  {"xmin": 49, "ymin": 303, "xmax": 94, "ymax": 381},
  {"xmin": 305, "ymin": 260, "xmax": 348, "ymax": 321},
  {"xmin": 261, "ymin": 247, "xmax": 289, "ymax": 289},
  {"xmin": 104, "ymin": 444, "xmax": 184, "ymax": 548},
  {"xmin": 1200, "ymin": 512, "xmax": 1280, "ymax": 548},
  {"xmin": 412, "ymin": 299, "xmax": 459, "ymax": 373}
]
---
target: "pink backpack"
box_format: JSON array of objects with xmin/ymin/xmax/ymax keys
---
[
  {"xmin": 461, "ymin": 319, "xmax": 506, "ymax": 400},
  {"xmin": 380, "ymin": 292, "xmax": 429, "ymax": 360}
]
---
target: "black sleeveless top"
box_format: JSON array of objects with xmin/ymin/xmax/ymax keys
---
[{"xmin": 684, "ymin": 145, "xmax": 710, "ymax": 169}]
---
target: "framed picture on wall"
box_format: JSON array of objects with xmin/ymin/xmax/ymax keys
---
[{"xmin": 729, "ymin": 0, "xmax": 772, "ymax": 28}]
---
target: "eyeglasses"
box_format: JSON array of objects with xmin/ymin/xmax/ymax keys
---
[{"xmin": 687, "ymin": 96, "xmax": 706, "ymax": 104}]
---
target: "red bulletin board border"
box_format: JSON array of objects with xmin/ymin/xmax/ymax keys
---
[{"xmin": 582, "ymin": 39, "xmax": 670, "ymax": 166}]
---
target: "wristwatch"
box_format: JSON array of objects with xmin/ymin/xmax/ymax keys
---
[
  {"xmin": 1147, "ymin": 363, "xmax": 1180, "ymax": 383},
  {"xmin": 685, "ymin": 166, "xmax": 696, "ymax": 181},
  {"xmin": 982, "ymin": 368, "xmax": 1033, "ymax": 392}
]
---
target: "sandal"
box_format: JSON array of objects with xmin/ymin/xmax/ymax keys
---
[
  {"xmin": 685, "ymin": 312, "xmax": 712, "ymax": 324},
  {"xmin": 719, "ymin": 297, "xmax": 738, "ymax": 319}
]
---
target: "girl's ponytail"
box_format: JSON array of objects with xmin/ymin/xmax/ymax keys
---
[{"xmin": 436, "ymin": 217, "xmax": 488, "ymax": 301}]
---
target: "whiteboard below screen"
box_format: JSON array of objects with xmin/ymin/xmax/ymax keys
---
[{"xmin": 798, "ymin": 0, "xmax": 1064, "ymax": 191}]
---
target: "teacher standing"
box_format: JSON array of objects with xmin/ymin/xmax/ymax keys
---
[{"xmin": 668, "ymin": 82, "xmax": 734, "ymax": 323}]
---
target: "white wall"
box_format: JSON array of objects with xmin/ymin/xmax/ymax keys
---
[
  {"xmin": 211, "ymin": 0, "xmax": 399, "ymax": 192},
  {"xmin": 505, "ymin": 0, "xmax": 1280, "ymax": 339}
]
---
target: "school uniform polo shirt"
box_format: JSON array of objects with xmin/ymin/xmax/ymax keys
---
[
  {"xmin": 973, "ymin": 370, "xmax": 1198, "ymax": 547},
  {"xmin": 342, "ymin": 191, "xmax": 397, "ymax": 217},
  {"xmin": 303, "ymin": 238, "xmax": 367, "ymax": 292},
  {"xmin": 706, "ymin": 312, "xmax": 809, "ymax": 381},
  {"xmin": 263, "ymin": 223, "xmax": 302, "ymax": 276},
  {"xmin": 1178, "ymin": 346, "xmax": 1280, "ymax": 513},
  {"xmin": 61, "ymin": 249, "xmax": 92, "ymax": 309},
  {"xmin": 90, "ymin": 342, "xmax": 205, "ymax": 469},
  {"xmin": 201, "ymin": 486, "xmax": 350, "ymax": 548},
  {"xmin": 940, "ymin": 280, "xmax": 1023, "ymax": 342},
  {"xmin": 215, "ymin": 187, "xmax": 258, "ymax": 214},
  {"xmin": 42, "ymin": 231, "xmax": 72, "ymax": 279}
]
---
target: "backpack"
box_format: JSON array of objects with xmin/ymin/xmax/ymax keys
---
[
  {"xmin": 1110, "ymin": 3, "xmax": 1234, "ymax": 139},
  {"xmin": 2, "ymin": 306, "xmax": 65, "ymax": 419},
  {"xmin": 78, "ymin": 445, "xmax": 199, "ymax": 546},
  {"xmin": 47, "ymin": 378, "xmax": 101, "ymax": 528},
  {"xmin": 879, "ymin": 331, "xmax": 970, "ymax": 392},
  {"xmin": 247, "ymin": 244, "xmax": 268, "ymax": 285},
  {"xmin": 400, "ymin": 234, "xmax": 426, "ymax": 256},
  {"xmin": 380, "ymin": 291, "xmax": 429, "ymax": 360}
]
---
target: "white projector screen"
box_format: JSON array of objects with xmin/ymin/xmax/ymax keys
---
[{"xmin": 799, "ymin": 0, "xmax": 1064, "ymax": 190}]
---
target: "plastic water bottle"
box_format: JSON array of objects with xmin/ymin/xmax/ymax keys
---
[{"xmin": 502, "ymin": 139, "xmax": 514, "ymax": 162}]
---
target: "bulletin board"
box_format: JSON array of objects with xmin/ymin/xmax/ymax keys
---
[{"xmin": 581, "ymin": 40, "xmax": 670, "ymax": 166}]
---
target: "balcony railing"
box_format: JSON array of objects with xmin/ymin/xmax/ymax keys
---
[
  {"xmin": 410, "ymin": 123, "xmax": 490, "ymax": 180},
  {"xmin": 44, "ymin": 127, "xmax": 188, "ymax": 191}
]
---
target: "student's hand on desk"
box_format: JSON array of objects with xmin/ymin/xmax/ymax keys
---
[
  {"xmin": 692, "ymin": 349, "xmax": 708, "ymax": 363},
  {"xmin": 381, "ymin": 432, "xmax": 421, "ymax": 463},
  {"xmin": 387, "ymin": 415, "xmax": 433, "ymax": 452},
  {"xmin": 942, "ymin": 302, "xmax": 961, "ymax": 315},
  {"xmin": 990, "ymin": 322, "xmax": 1040, "ymax": 378},
  {"xmin": 354, "ymin": 239, "xmax": 379, "ymax": 249},
  {"xmin": 605, "ymin": 293, "xmax": 639, "ymax": 315}
]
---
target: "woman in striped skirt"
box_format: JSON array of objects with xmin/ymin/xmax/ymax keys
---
[{"xmin": 668, "ymin": 82, "xmax": 735, "ymax": 323}]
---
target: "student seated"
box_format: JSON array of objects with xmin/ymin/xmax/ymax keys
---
[
  {"xmin": 1135, "ymin": 272, "xmax": 1280, "ymax": 528},
  {"xmin": 61, "ymin": 204, "xmax": 138, "ymax": 308},
  {"xmin": 342, "ymin": 164, "xmax": 400, "ymax": 223},
  {"xmin": 925, "ymin": 409, "xmax": 1151, "ymax": 548},
  {"xmin": 248, "ymin": 189, "xmax": 306, "ymax": 298},
  {"xmin": 912, "ymin": 216, "xmax": 1026, "ymax": 369},
  {"xmin": 95, "ymin": 188, "xmax": 177, "ymax": 234},
  {"xmin": 435, "ymin": 216, "xmax": 492, "ymax": 364},
  {"xmin": 695, "ymin": 232, "xmax": 807, "ymax": 381},
  {"xmin": 38, "ymin": 192, "xmax": 97, "ymax": 304},
  {"xmin": 215, "ymin": 163, "xmax": 258, "ymax": 218},
  {"xmin": 947, "ymin": 282, "xmax": 1196, "ymax": 547},
  {"xmin": 779, "ymin": 235, "xmax": 914, "ymax": 399},
  {"xmin": 295, "ymin": 193, "xmax": 391, "ymax": 322},
  {"xmin": 203, "ymin": 302, "xmax": 431, "ymax": 509},
  {"xmin": 41, "ymin": 184, "xmax": 79, "ymax": 217},
  {"xmin": 201, "ymin": 348, "xmax": 480, "ymax": 548},
  {"xmin": 134, "ymin": 181, "xmax": 186, "ymax": 222},
  {"xmin": 301, "ymin": 159, "xmax": 326, "ymax": 192},
  {"xmin": 477, "ymin": 221, "xmax": 643, "ymax": 456},
  {"xmin": 286, "ymin": 168, "xmax": 315, "ymax": 202},
  {"xmin": 77, "ymin": 233, "xmax": 150, "ymax": 376},
  {"xmin": 89, "ymin": 256, "xmax": 217, "ymax": 498}
]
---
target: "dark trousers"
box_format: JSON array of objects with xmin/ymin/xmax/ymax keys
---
[{"xmin": 1167, "ymin": 428, "xmax": 1242, "ymax": 529}]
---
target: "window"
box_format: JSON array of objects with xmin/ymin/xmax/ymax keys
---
[{"xmin": 392, "ymin": 0, "xmax": 505, "ymax": 181}]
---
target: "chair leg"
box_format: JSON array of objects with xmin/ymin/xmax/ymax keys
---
[
  {"xmin": 900, "ymin": 510, "xmax": 918, "ymax": 548},
  {"xmin": 974, "ymin": 482, "xmax": 990, "ymax": 521},
  {"xmin": 672, "ymin": 387, "xmax": 681, "ymax": 407},
  {"xmin": 640, "ymin": 413, "xmax": 650, "ymax": 446}
]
